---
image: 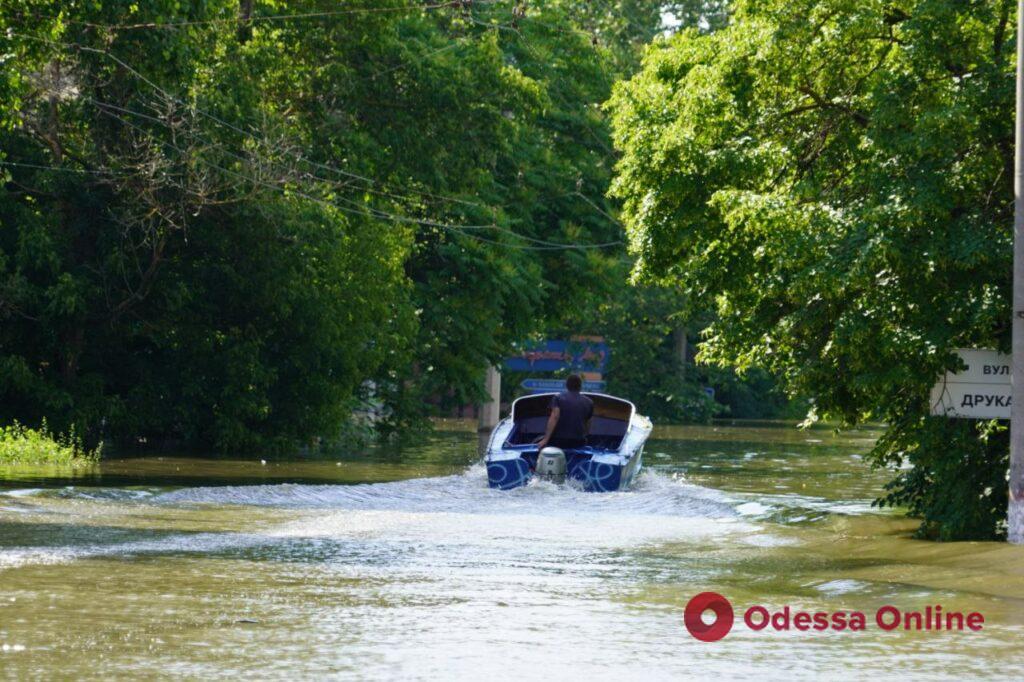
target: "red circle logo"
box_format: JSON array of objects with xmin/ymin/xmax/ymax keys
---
[{"xmin": 684, "ymin": 592, "xmax": 734, "ymax": 642}]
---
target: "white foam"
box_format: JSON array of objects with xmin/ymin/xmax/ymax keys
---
[
  {"xmin": 814, "ymin": 579, "xmax": 870, "ymax": 595},
  {"xmin": 0, "ymin": 488, "xmax": 45, "ymax": 498},
  {"xmin": 0, "ymin": 531, "xmax": 274, "ymax": 570},
  {"xmin": 152, "ymin": 466, "xmax": 739, "ymax": 519},
  {"xmin": 0, "ymin": 468, "xmax": 759, "ymax": 570}
]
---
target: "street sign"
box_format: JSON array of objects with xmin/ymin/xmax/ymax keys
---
[
  {"xmin": 930, "ymin": 348, "xmax": 1011, "ymax": 419},
  {"xmin": 521, "ymin": 378, "xmax": 607, "ymax": 393},
  {"xmin": 504, "ymin": 339, "xmax": 609, "ymax": 373}
]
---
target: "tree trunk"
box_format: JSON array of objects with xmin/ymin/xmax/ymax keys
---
[
  {"xmin": 238, "ymin": 0, "xmax": 254, "ymax": 43},
  {"xmin": 674, "ymin": 327, "xmax": 688, "ymax": 380}
]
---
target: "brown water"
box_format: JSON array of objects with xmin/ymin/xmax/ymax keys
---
[{"xmin": 1, "ymin": 422, "xmax": 1022, "ymax": 680}]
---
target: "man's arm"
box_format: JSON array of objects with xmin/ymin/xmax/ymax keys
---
[{"xmin": 537, "ymin": 407, "xmax": 560, "ymax": 450}]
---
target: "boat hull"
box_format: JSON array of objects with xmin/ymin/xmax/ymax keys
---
[
  {"xmin": 484, "ymin": 413, "xmax": 650, "ymax": 493},
  {"xmin": 567, "ymin": 448, "xmax": 644, "ymax": 491},
  {"xmin": 486, "ymin": 457, "xmax": 533, "ymax": 491},
  {"xmin": 485, "ymin": 447, "xmax": 644, "ymax": 492}
]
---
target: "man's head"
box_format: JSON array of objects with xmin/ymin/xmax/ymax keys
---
[{"xmin": 566, "ymin": 374, "xmax": 582, "ymax": 392}]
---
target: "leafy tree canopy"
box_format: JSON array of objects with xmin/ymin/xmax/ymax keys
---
[
  {"xmin": 0, "ymin": 0, "xmax": 668, "ymax": 448},
  {"xmin": 608, "ymin": 0, "xmax": 1015, "ymax": 538}
]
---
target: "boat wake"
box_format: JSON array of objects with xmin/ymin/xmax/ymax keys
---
[
  {"xmin": 150, "ymin": 465, "xmax": 739, "ymax": 518},
  {"xmin": 0, "ymin": 467, "xmax": 758, "ymax": 570},
  {"xmin": 0, "ymin": 531, "xmax": 272, "ymax": 570}
]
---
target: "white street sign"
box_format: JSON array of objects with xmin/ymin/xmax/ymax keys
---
[{"xmin": 930, "ymin": 348, "xmax": 1012, "ymax": 419}]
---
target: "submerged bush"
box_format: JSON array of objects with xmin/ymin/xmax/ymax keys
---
[{"xmin": 0, "ymin": 421, "xmax": 101, "ymax": 465}]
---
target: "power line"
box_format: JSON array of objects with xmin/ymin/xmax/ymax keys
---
[
  {"xmin": 88, "ymin": 97, "xmax": 571, "ymax": 244},
  {"xmin": 12, "ymin": 20, "xmax": 622, "ymax": 231},
  {"xmin": 87, "ymin": 97, "xmax": 618, "ymax": 251},
  {"xmin": 90, "ymin": 94, "xmax": 621, "ymax": 250},
  {"xmin": 12, "ymin": 31, "xmax": 494, "ymax": 214},
  {"xmin": 27, "ymin": 2, "xmax": 501, "ymax": 32},
  {"xmin": 0, "ymin": 160, "xmax": 123, "ymax": 175},
  {"xmin": 360, "ymin": 39, "xmax": 465, "ymax": 82},
  {"xmin": 8, "ymin": 31, "xmax": 623, "ymax": 252},
  {"xmin": 89, "ymin": 97, "xmax": 497, "ymax": 231}
]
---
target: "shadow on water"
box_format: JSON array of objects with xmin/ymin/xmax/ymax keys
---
[{"xmin": 0, "ymin": 427, "xmax": 480, "ymax": 490}]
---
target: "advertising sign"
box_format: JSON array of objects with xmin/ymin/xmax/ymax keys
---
[{"xmin": 503, "ymin": 339, "xmax": 609, "ymax": 373}]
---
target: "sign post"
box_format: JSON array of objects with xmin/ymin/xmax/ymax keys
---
[{"xmin": 1012, "ymin": 0, "xmax": 1024, "ymax": 543}]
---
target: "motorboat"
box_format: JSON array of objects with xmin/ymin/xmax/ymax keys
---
[{"xmin": 483, "ymin": 392, "xmax": 652, "ymax": 492}]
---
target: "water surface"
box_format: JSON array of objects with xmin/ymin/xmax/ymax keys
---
[{"xmin": 1, "ymin": 422, "xmax": 1022, "ymax": 680}]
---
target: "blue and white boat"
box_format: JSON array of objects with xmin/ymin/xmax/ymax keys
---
[{"xmin": 484, "ymin": 392, "xmax": 652, "ymax": 492}]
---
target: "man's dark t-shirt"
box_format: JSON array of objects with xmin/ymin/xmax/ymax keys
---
[{"xmin": 549, "ymin": 390, "xmax": 594, "ymax": 447}]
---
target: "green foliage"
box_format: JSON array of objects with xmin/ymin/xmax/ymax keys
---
[
  {"xmin": 0, "ymin": 420, "xmax": 99, "ymax": 465},
  {"xmin": 0, "ymin": 0, "xmax": 672, "ymax": 449},
  {"xmin": 0, "ymin": 0, "xmax": 781, "ymax": 456},
  {"xmin": 608, "ymin": 0, "xmax": 1014, "ymax": 538},
  {"xmin": 581, "ymin": 282, "xmax": 715, "ymax": 422},
  {"xmin": 0, "ymin": 1, "xmax": 416, "ymax": 451},
  {"xmin": 665, "ymin": 0, "xmax": 730, "ymax": 33},
  {"xmin": 340, "ymin": 0, "xmax": 669, "ymax": 424},
  {"xmin": 872, "ymin": 416, "xmax": 1008, "ymax": 540},
  {"xmin": 704, "ymin": 365, "xmax": 808, "ymax": 420},
  {"xmin": 590, "ymin": 282, "xmax": 801, "ymax": 421}
]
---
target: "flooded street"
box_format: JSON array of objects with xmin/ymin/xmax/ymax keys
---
[{"xmin": 1, "ymin": 422, "xmax": 1022, "ymax": 680}]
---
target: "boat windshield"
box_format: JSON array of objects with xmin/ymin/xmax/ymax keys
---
[{"xmin": 504, "ymin": 393, "xmax": 633, "ymax": 451}]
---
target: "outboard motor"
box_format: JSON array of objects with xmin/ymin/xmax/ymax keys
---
[{"xmin": 536, "ymin": 447, "xmax": 567, "ymax": 483}]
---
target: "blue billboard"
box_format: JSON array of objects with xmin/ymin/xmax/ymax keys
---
[{"xmin": 503, "ymin": 339, "xmax": 609, "ymax": 373}]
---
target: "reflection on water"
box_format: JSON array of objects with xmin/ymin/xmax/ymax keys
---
[{"xmin": 1, "ymin": 421, "xmax": 1022, "ymax": 680}]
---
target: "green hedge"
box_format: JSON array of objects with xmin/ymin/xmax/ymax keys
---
[{"xmin": 0, "ymin": 421, "xmax": 100, "ymax": 465}]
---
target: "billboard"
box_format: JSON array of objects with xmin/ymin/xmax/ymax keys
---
[{"xmin": 503, "ymin": 339, "xmax": 609, "ymax": 374}]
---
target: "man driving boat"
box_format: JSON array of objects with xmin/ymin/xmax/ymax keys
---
[{"xmin": 536, "ymin": 374, "xmax": 593, "ymax": 451}]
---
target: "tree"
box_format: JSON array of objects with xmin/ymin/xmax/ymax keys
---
[
  {"xmin": 0, "ymin": 0, "xmax": 646, "ymax": 446},
  {"xmin": 0, "ymin": 0, "xmax": 761, "ymax": 454},
  {"xmin": 0, "ymin": 0, "xmax": 414, "ymax": 450},
  {"xmin": 608, "ymin": 0, "xmax": 1015, "ymax": 539},
  {"xmin": 297, "ymin": 0, "xmax": 656, "ymax": 425}
]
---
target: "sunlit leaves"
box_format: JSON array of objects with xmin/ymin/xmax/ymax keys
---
[{"xmin": 608, "ymin": 0, "xmax": 1014, "ymax": 538}]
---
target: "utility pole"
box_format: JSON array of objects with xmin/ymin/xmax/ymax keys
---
[
  {"xmin": 478, "ymin": 366, "xmax": 501, "ymax": 454},
  {"xmin": 674, "ymin": 327, "xmax": 688, "ymax": 380},
  {"xmin": 1010, "ymin": 0, "xmax": 1024, "ymax": 544}
]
